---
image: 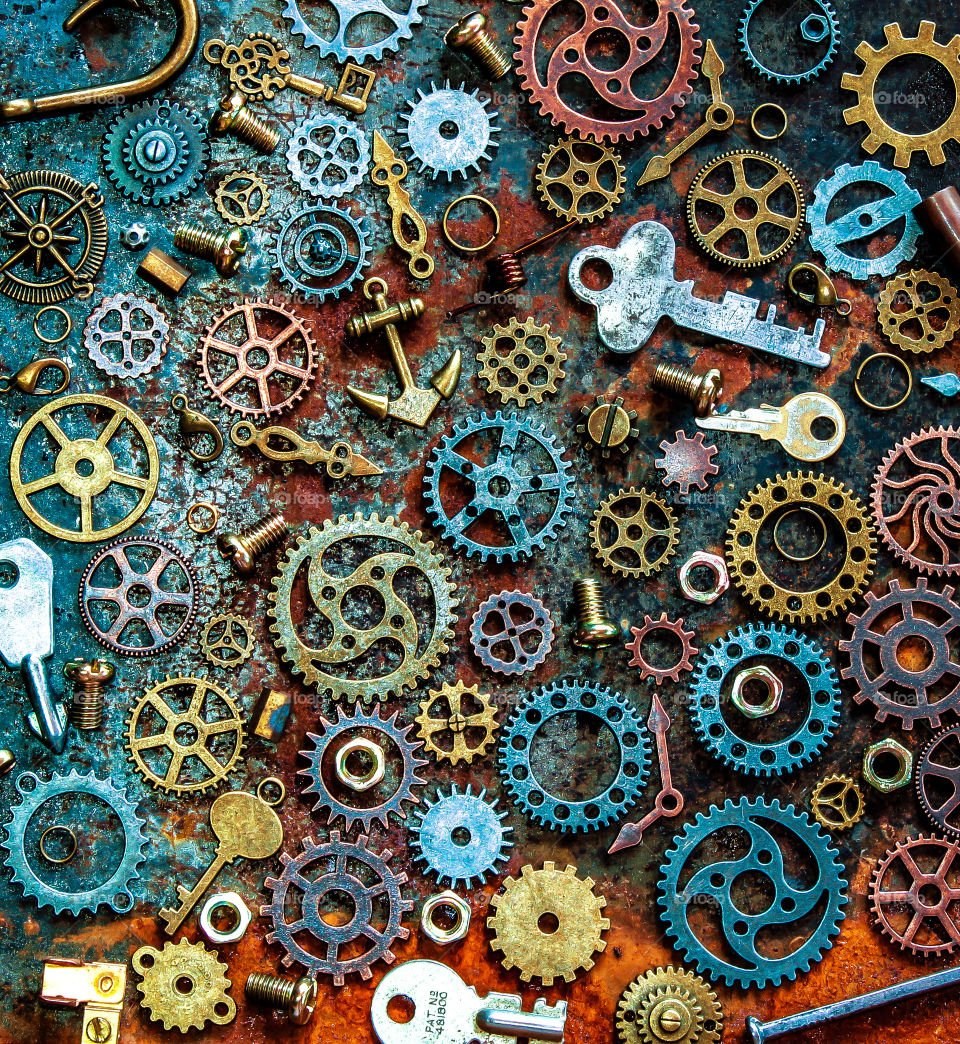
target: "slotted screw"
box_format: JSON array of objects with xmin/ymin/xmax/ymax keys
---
[
  {"xmin": 217, "ymin": 512, "xmax": 289, "ymax": 575},
  {"xmin": 651, "ymin": 362, "xmax": 723, "ymax": 417},
  {"xmin": 246, "ymin": 972, "xmax": 318, "ymax": 1025},
  {"xmin": 444, "ymin": 12, "xmax": 511, "ymax": 80},
  {"xmin": 64, "ymin": 658, "xmax": 114, "ymax": 730},
  {"xmin": 174, "ymin": 222, "xmax": 247, "ymax": 276},
  {"xmin": 210, "ymin": 92, "xmax": 280, "ymax": 153},
  {"xmin": 571, "ymin": 578, "xmax": 619, "ymax": 649}
]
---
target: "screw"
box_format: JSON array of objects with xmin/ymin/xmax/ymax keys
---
[
  {"xmin": 217, "ymin": 512, "xmax": 289, "ymax": 575},
  {"xmin": 444, "ymin": 12, "xmax": 511, "ymax": 80},
  {"xmin": 0, "ymin": 749, "xmax": 14, "ymax": 775},
  {"xmin": 576, "ymin": 395, "xmax": 638, "ymax": 457},
  {"xmin": 245, "ymin": 972, "xmax": 318, "ymax": 1026},
  {"xmin": 174, "ymin": 222, "xmax": 247, "ymax": 276},
  {"xmin": 571, "ymin": 578, "xmax": 619, "ymax": 649},
  {"xmin": 64, "ymin": 659, "xmax": 114, "ymax": 730},
  {"xmin": 84, "ymin": 1016, "xmax": 113, "ymax": 1043},
  {"xmin": 210, "ymin": 91, "xmax": 280, "ymax": 153},
  {"xmin": 651, "ymin": 362, "xmax": 723, "ymax": 417}
]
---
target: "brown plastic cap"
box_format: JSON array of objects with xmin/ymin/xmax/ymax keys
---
[{"xmin": 914, "ymin": 186, "xmax": 960, "ymax": 276}]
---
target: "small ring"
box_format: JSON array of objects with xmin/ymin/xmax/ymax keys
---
[
  {"xmin": 187, "ymin": 501, "xmax": 219, "ymax": 534},
  {"xmin": 442, "ymin": 195, "xmax": 500, "ymax": 253},
  {"xmin": 33, "ymin": 306, "xmax": 72, "ymax": 345},
  {"xmin": 773, "ymin": 507, "xmax": 827, "ymax": 562},
  {"xmin": 363, "ymin": 276, "xmax": 389, "ymax": 300},
  {"xmin": 750, "ymin": 103, "xmax": 788, "ymax": 141},
  {"xmin": 256, "ymin": 776, "xmax": 286, "ymax": 807},
  {"xmin": 854, "ymin": 352, "xmax": 912, "ymax": 411},
  {"xmin": 39, "ymin": 825, "xmax": 77, "ymax": 864}
]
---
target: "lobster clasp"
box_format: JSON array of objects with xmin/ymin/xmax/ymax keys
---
[
  {"xmin": 0, "ymin": 358, "xmax": 71, "ymax": 396},
  {"xmin": 787, "ymin": 262, "xmax": 852, "ymax": 317}
]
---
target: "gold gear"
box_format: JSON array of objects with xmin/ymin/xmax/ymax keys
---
[
  {"xmin": 687, "ymin": 150, "xmax": 804, "ymax": 268},
  {"xmin": 132, "ymin": 939, "xmax": 236, "ymax": 1033},
  {"xmin": 477, "ymin": 316, "xmax": 567, "ymax": 407},
  {"xmin": 267, "ymin": 513, "xmax": 458, "ymax": 703},
  {"xmin": 810, "ymin": 773, "xmax": 865, "ymax": 831},
  {"xmin": 590, "ymin": 486, "xmax": 679, "ymax": 578},
  {"xmin": 125, "ymin": 675, "xmax": 246, "ymax": 795},
  {"xmin": 726, "ymin": 472, "xmax": 876, "ymax": 625},
  {"xmin": 10, "ymin": 393, "xmax": 159, "ymax": 543},
  {"xmin": 213, "ymin": 169, "xmax": 270, "ymax": 226},
  {"xmin": 617, "ymin": 966, "xmax": 723, "ymax": 1044},
  {"xmin": 878, "ymin": 269, "xmax": 960, "ymax": 353},
  {"xmin": 842, "ymin": 21, "xmax": 960, "ymax": 168},
  {"xmin": 414, "ymin": 680, "xmax": 498, "ymax": 766},
  {"xmin": 487, "ymin": 861, "xmax": 609, "ymax": 985},
  {"xmin": 535, "ymin": 136, "xmax": 625, "ymax": 224},
  {"xmin": 201, "ymin": 612, "xmax": 255, "ymax": 669}
]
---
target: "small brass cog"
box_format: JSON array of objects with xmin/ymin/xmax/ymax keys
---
[
  {"xmin": 810, "ymin": 773, "xmax": 865, "ymax": 831},
  {"xmin": 590, "ymin": 487, "xmax": 679, "ymax": 578},
  {"xmin": 213, "ymin": 169, "xmax": 270, "ymax": 226},
  {"xmin": 132, "ymin": 939, "xmax": 236, "ymax": 1033},
  {"xmin": 877, "ymin": 269, "xmax": 960, "ymax": 354},
  {"xmin": 201, "ymin": 612, "xmax": 254, "ymax": 668},
  {"xmin": 617, "ymin": 966, "xmax": 723, "ymax": 1044},
  {"xmin": 535, "ymin": 136, "xmax": 625, "ymax": 224},
  {"xmin": 477, "ymin": 316, "xmax": 566, "ymax": 407},
  {"xmin": 414, "ymin": 680, "xmax": 499, "ymax": 766}
]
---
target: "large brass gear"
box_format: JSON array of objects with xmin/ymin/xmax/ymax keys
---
[
  {"xmin": 841, "ymin": 21, "xmax": 960, "ymax": 168},
  {"xmin": 726, "ymin": 472, "xmax": 876, "ymax": 624},
  {"xmin": 616, "ymin": 966, "xmax": 723, "ymax": 1044},
  {"xmin": 132, "ymin": 940, "xmax": 236, "ymax": 1033},
  {"xmin": 810, "ymin": 773, "xmax": 865, "ymax": 832},
  {"xmin": 477, "ymin": 317, "xmax": 566, "ymax": 407},
  {"xmin": 590, "ymin": 487, "xmax": 679, "ymax": 578},
  {"xmin": 535, "ymin": 137, "xmax": 625, "ymax": 224},
  {"xmin": 877, "ymin": 269, "xmax": 960, "ymax": 354},
  {"xmin": 268, "ymin": 513, "xmax": 458, "ymax": 703},
  {"xmin": 414, "ymin": 680, "xmax": 498, "ymax": 766},
  {"xmin": 488, "ymin": 862, "xmax": 609, "ymax": 984}
]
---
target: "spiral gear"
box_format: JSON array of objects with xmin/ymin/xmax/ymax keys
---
[
  {"xmin": 477, "ymin": 317, "xmax": 566, "ymax": 407},
  {"xmin": 132, "ymin": 940, "xmax": 235, "ymax": 1032},
  {"xmin": 415, "ymin": 681, "xmax": 499, "ymax": 766},
  {"xmin": 738, "ymin": 0, "xmax": 839, "ymax": 84},
  {"xmin": 656, "ymin": 431, "xmax": 718, "ymax": 497},
  {"xmin": 273, "ymin": 203, "xmax": 370, "ymax": 300},
  {"xmin": 285, "ymin": 114, "xmax": 371, "ymax": 198},
  {"xmin": 282, "ymin": 0, "xmax": 426, "ymax": 63},
  {"xmin": 590, "ymin": 487, "xmax": 679, "ymax": 578},
  {"xmin": 470, "ymin": 589, "xmax": 555, "ymax": 675},
  {"xmin": 83, "ymin": 293, "xmax": 169, "ymax": 379},
  {"xmin": 625, "ymin": 613, "xmax": 697, "ymax": 685},
  {"xmin": 918, "ymin": 726, "xmax": 960, "ymax": 837},
  {"xmin": 878, "ymin": 270, "xmax": 960, "ymax": 354},
  {"xmin": 535, "ymin": 137, "xmax": 625, "ymax": 224},
  {"xmin": 399, "ymin": 82, "xmax": 499, "ymax": 180},
  {"xmin": 810, "ymin": 774, "xmax": 865, "ymax": 831},
  {"xmin": 616, "ymin": 966, "xmax": 723, "ymax": 1044}
]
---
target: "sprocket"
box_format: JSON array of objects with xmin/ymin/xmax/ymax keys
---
[
  {"xmin": 738, "ymin": 0, "xmax": 839, "ymax": 84},
  {"xmin": 918, "ymin": 726, "xmax": 960, "ymax": 837},
  {"xmin": 810, "ymin": 774, "xmax": 865, "ymax": 831},
  {"xmin": 83, "ymin": 293, "xmax": 169, "ymax": 379},
  {"xmin": 285, "ymin": 114, "xmax": 371, "ymax": 198},
  {"xmin": 656, "ymin": 430, "xmax": 718, "ymax": 497},
  {"xmin": 201, "ymin": 612, "xmax": 254, "ymax": 669},
  {"xmin": 877, "ymin": 270, "xmax": 960, "ymax": 354},
  {"xmin": 132, "ymin": 940, "xmax": 235, "ymax": 1032},
  {"xmin": 273, "ymin": 203, "xmax": 370, "ymax": 300},
  {"xmin": 590, "ymin": 486, "xmax": 679, "ymax": 578},
  {"xmin": 535, "ymin": 136, "xmax": 625, "ymax": 224},
  {"xmin": 625, "ymin": 613, "xmax": 697, "ymax": 685},
  {"xmin": 616, "ymin": 966, "xmax": 724, "ymax": 1044},
  {"xmin": 282, "ymin": 0, "xmax": 426, "ymax": 63},
  {"xmin": 414, "ymin": 681, "xmax": 499, "ymax": 765},
  {"xmin": 470, "ymin": 589, "xmax": 555, "ymax": 675},
  {"xmin": 399, "ymin": 82, "xmax": 499, "ymax": 180},
  {"xmin": 477, "ymin": 317, "xmax": 566, "ymax": 408}
]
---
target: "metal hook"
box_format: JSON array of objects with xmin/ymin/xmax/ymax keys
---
[
  {"xmin": 0, "ymin": 358, "xmax": 71, "ymax": 396},
  {"xmin": 170, "ymin": 394, "xmax": 224, "ymax": 462},
  {"xmin": 786, "ymin": 262, "xmax": 852, "ymax": 316},
  {"xmin": 0, "ymin": 0, "xmax": 199, "ymax": 121}
]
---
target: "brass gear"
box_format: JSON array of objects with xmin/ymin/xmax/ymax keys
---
[
  {"xmin": 201, "ymin": 612, "xmax": 254, "ymax": 668},
  {"xmin": 617, "ymin": 966, "xmax": 723, "ymax": 1044},
  {"xmin": 477, "ymin": 317, "xmax": 566, "ymax": 407},
  {"xmin": 590, "ymin": 486, "xmax": 679, "ymax": 578},
  {"xmin": 213, "ymin": 169, "xmax": 270, "ymax": 226},
  {"xmin": 877, "ymin": 269, "xmax": 960, "ymax": 354},
  {"xmin": 132, "ymin": 939, "xmax": 235, "ymax": 1033},
  {"xmin": 487, "ymin": 862, "xmax": 609, "ymax": 984},
  {"xmin": 535, "ymin": 136, "xmax": 625, "ymax": 224},
  {"xmin": 268, "ymin": 513, "xmax": 458, "ymax": 703},
  {"xmin": 726, "ymin": 472, "xmax": 876, "ymax": 624},
  {"xmin": 414, "ymin": 680, "xmax": 498, "ymax": 766},
  {"xmin": 810, "ymin": 773, "xmax": 865, "ymax": 831}
]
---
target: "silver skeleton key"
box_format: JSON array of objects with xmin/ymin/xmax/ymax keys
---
[
  {"xmin": 568, "ymin": 221, "xmax": 829, "ymax": 368},
  {"xmin": 696, "ymin": 392, "xmax": 845, "ymax": 462},
  {"xmin": 371, "ymin": 961, "xmax": 566, "ymax": 1044}
]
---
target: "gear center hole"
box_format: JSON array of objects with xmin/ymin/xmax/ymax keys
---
[
  {"xmin": 439, "ymin": 120, "xmax": 459, "ymax": 140},
  {"xmin": 320, "ymin": 887, "xmax": 357, "ymax": 927},
  {"xmin": 174, "ymin": 975, "xmax": 194, "ymax": 995},
  {"xmin": 639, "ymin": 627, "xmax": 683, "ymax": 672},
  {"xmin": 919, "ymin": 883, "xmax": 944, "ymax": 908},
  {"xmin": 244, "ymin": 346, "xmax": 271, "ymax": 371},
  {"xmin": 537, "ymin": 911, "xmax": 560, "ymax": 935},
  {"xmin": 174, "ymin": 722, "xmax": 199, "ymax": 747},
  {"xmin": 126, "ymin": 582, "xmax": 153, "ymax": 609},
  {"xmin": 873, "ymin": 53, "xmax": 957, "ymax": 136},
  {"xmin": 529, "ymin": 711, "xmax": 619, "ymax": 800},
  {"xmin": 488, "ymin": 476, "xmax": 511, "ymax": 498},
  {"xmin": 451, "ymin": 826, "xmax": 471, "ymax": 847},
  {"xmin": 896, "ymin": 634, "xmax": 935, "ymax": 672},
  {"xmin": 386, "ymin": 996, "xmax": 415, "ymax": 1024},
  {"xmin": 74, "ymin": 457, "xmax": 95, "ymax": 478}
]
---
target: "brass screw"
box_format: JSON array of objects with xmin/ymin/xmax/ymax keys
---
[
  {"xmin": 651, "ymin": 362, "xmax": 723, "ymax": 417},
  {"xmin": 245, "ymin": 972, "xmax": 318, "ymax": 1025},
  {"xmin": 64, "ymin": 659, "xmax": 115, "ymax": 730},
  {"xmin": 174, "ymin": 223, "xmax": 247, "ymax": 276},
  {"xmin": 444, "ymin": 12, "xmax": 511, "ymax": 80},
  {"xmin": 210, "ymin": 91, "xmax": 280, "ymax": 153},
  {"xmin": 217, "ymin": 512, "xmax": 289, "ymax": 575},
  {"xmin": 85, "ymin": 1016, "xmax": 113, "ymax": 1043},
  {"xmin": 0, "ymin": 749, "xmax": 15, "ymax": 775},
  {"xmin": 571, "ymin": 578, "xmax": 619, "ymax": 649}
]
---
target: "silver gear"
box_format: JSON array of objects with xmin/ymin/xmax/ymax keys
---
[
  {"xmin": 286, "ymin": 114, "xmax": 371, "ymax": 198},
  {"xmin": 400, "ymin": 81, "xmax": 500, "ymax": 180},
  {"xmin": 82, "ymin": 293, "xmax": 169, "ymax": 379},
  {"xmin": 273, "ymin": 203, "xmax": 370, "ymax": 301},
  {"xmin": 283, "ymin": 0, "xmax": 426, "ymax": 63}
]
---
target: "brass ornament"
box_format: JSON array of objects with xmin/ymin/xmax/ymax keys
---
[
  {"xmin": 477, "ymin": 316, "xmax": 566, "ymax": 407},
  {"xmin": 535, "ymin": 136, "xmax": 625, "ymax": 224},
  {"xmin": 213, "ymin": 169, "xmax": 270, "ymax": 226},
  {"xmin": 877, "ymin": 269, "xmax": 960, "ymax": 354},
  {"xmin": 810, "ymin": 773, "xmax": 865, "ymax": 831},
  {"xmin": 414, "ymin": 681, "xmax": 498, "ymax": 766},
  {"xmin": 132, "ymin": 939, "xmax": 235, "ymax": 1033},
  {"xmin": 590, "ymin": 487, "xmax": 679, "ymax": 578},
  {"xmin": 201, "ymin": 613, "xmax": 254, "ymax": 668},
  {"xmin": 616, "ymin": 966, "xmax": 723, "ymax": 1044}
]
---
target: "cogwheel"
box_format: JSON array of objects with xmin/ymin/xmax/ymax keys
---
[
  {"xmin": 83, "ymin": 293, "xmax": 169, "ymax": 379},
  {"xmin": 625, "ymin": 613, "xmax": 698, "ymax": 685},
  {"xmin": 414, "ymin": 681, "xmax": 499, "ymax": 765},
  {"xmin": 282, "ymin": 0, "xmax": 426, "ymax": 63},
  {"xmin": 877, "ymin": 270, "xmax": 960, "ymax": 353},
  {"xmin": 810, "ymin": 773, "xmax": 865, "ymax": 831},
  {"xmin": 918, "ymin": 726, "xmax": 960, "ymax": 837},
  {"xmin": 577, "ymin": 395, "xmax": 639, "ymax": 457},
  {"xmin": 591, "ymin": 487, "xmax": 679, "ymax": 578},
  {"xmin": 488, "ymin": 862, "xmax": 609, "ymax": 984},
  {"xmin": 132, "ymin": 940, "xmax": 235, "ymax": 1032},
  {"xmin": 535, "ymin": 136, "xmax": 625, "ymax": 224},
  {"xmin": 400, "ymin": 81, "xmax": 499, "ymax": 180},
  {"xmin": 285, "ymin": 114, "xmax": 371, "ymax": 198},
  {"xmin": 201, "ymin": 612, "xmax": 254, "ymax": 669},
  {"xmin": 273, "ymin": 202, "xmax": 370, "ymax": 301},
  {"xmin": 617, "ymin": 966, "xmax": 723, "ymax": 1044},
  {"xmin": 738, "ymin": 0, "xmax": 839, "ymax": 84},
  {"xmin": 656, "ymin": 431, "xmax": 719, "ymax": 496},
  {"xmin": 213, "ymin": 170, "xmax": 270, "ymax": 226},
  {"xmin": 477, "ymin": 317, "xmax": 566, "ymax": 407},
  {"xmin": 268, "ymin": 513, "xmax": 458, "ymax": 703},
  {"xmin": 470, "ymin": 589, "xmax": 555, "ymax": 675}
]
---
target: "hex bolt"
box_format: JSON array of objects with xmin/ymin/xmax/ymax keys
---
[
  {"xmin": 174, "ymin": 223, "xmax": 247, "ymax": 276},
  {"xmin": 63, "ymin": 658, "xmax": 115, "ymax": 730},
  {"xmin": 245, "ymin": 972, "xmax": 318, "ymax": 1026},
  {"xmin": 571, "ymin": 577, "xmax": 619, "ymax": 649},
  {"xmin": 651, "ymin": 361, "xmax": 724, "ymax": 417},
  {"xmin": 210, "ymin": 91, "xmax": 281, "ymax": 153},
  {"xmin": 217, "ymin": 512, "xmax": 289, "ymax": 575},
  {"xmin": 0, "ymin": 749, "xmax": 14, "ymax": 775},
  {"xmin": 444, "ymin": 12, "xmax": 511, "ymax": 80}
]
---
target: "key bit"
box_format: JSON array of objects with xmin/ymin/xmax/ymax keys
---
[
  {"xmin": 370, "ymin": 132, "xmax": 434, "ymax": 279},
  {"xmin": 230, "ymin": 421, "xmax": 382, "ymax": 478},
  {"xmin": 921, "ymin": 372, "xmax": 960, "ymax": 398}
]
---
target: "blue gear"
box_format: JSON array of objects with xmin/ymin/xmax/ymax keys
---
[
  {"xmin": 283, "ymin": 0, "xmax": 426, "ymax": 63},
  {"xmin": 690, "ymin": 623, "xmax": 839, "ymax": 777},
  {"xmin": 410, "ymin": 784, "xmax": 513, "ymax": 887},
  {"xmin": 658, "ymin": 797, "xmax": 847, "ymax": 989},
  {"xmin": 499, "ymin": 679, "xmax": 650, "ymax": 834},
  {"xmin": 273, "ymin": 203, "xmax": 370, "ymax": 301},
  {"xmin": 424, "ymin": 411, "xmax": 573, "ymax": 563},
  {"xmin": 808, "ymin": 161, "xmax": 921, "ymax": 279},
  {"xmin": 738, "ymin": 0, "xmax": 839, "ymax": 84}
]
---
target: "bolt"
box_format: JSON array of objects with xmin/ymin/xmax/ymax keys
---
[
  {"xmin": 246, "ymin": 972, "xmax": 318, "ymax": 1026},
  {"xmin": 217, "ymin": 512, "xmax": 289, "ymax": 575},
  {"xmin": 444, "ymin": 12, "xmax": 511, "ymax": 80},
  {"xmin": 210, "ymin": 91, "xmax": 280, "ymax": 153},
  {"xmin": 64, "ymin": 658, "xmax": 114, "ymax": 731},
  {"xmin": 84, "ymin": 1016, "xmax": 113, "ymax": 1043},
  {"xmin": 651, "ymin": 362, "xmax": 724, "ymax": 417},
  {"xmin": 571, "ymin": 577, "xmax": 619, "ymax": 649},
  {"xmin": 0, "ymin": 749, "xmax": 14, "ymax": 775},
  {"xmin": 174, "ymin": 222, "xmax": 247, "ymax": 276}
]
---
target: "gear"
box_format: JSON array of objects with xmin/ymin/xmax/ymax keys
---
[
  {"xmin": 82, "ymin": 293, "xmax": 169, "ymax": 379},
  {"xmin": 282, "ymin": 0, "xmax": 426, "ymax": 63},
  {"xmin": 201, "ymin": 612, "xmax": 254, "ymax": 669},
  {"xmin": 414, "ymin": 681, "xmax": 499, "ymax": 766},
  {"xmin": 2, "ymin": 769, "xmax": 146, "ymax": 916},
  {"xmin": 285, "ymin": 114, "xmax": 371, "ymax": 198},
  {"xmin": 658, "ymin": 797, "xmax": 847, "ymax": 988},
  {"xmin": 198, "ymin": 296, "xmax": 318, "ymax": 418},
  {"xmin": 477, "ymin": 317, "xmax": 566, "ymax": 407},
  {"xmin": 726, "ymin": 472, "xmax": 876, "ymax": 624},
  {"xmin": 514, "ymin": 0, "xmax": 701, "ymax": 142},
  {"xmin": 424, "ymin": 412, "xmax": 574, "ymax": 564},
  {"xmin": 103, "ymin": 99, "xmax": 208, "ymax": 205},
  {"xmin": 268, "ymin": 513, "xmax": 457, "ymax": 703},
  {"xmin": 918, "ymin": 726, "xmax": 960, "ymax": 837},
  {"xmin": 488, "ymin": 862, "xmax": 609, "ymax": 984},
  {"xmin": 132, "ymin": 940, "xmax": 235, "ymax": 1032},
  {"xmin": 810, "ymin": 774, "xmax": 865, "ymax": 831},
  {"xmin": 499, "ymin": 678, "xmax": 650, "ymax": 833},
  {"xmin": 125, "ymin": 675, "xmax": 246, "ymax": 794},
  {"xmin": 871, "ymin": 835, "xmax": 960, "ymax": 955},
  {"xmin": 840, "ymin": 578, "xmax": 960, "ymax": 729},
  {"xmin": 808, "ymin": 161, "xmax": 921, "ymax": 280},
  {"xmin": 738, "ymin": 0, "xmax": 839, "ymax": 84},
  {"xmin": 590, "ymin": 487, "xmax": 679, "ymax": 578},
  {"xmin": 656, "ymin": 431, "xmax": 718, "ymax": 497},
  {"xmin": 625, "ymin": 613, "xmax": 698, "ymax": 685},
  {"xmin": 577, "ymin": 396, "xmax": 639, "ymax": 457},
  {"xmin": 470, "ymin": 589, "xmax": 555, "ymax": 675},
  {"xmin": 297, "ymin": 703, "xmax": 427, "ymax": 833},
  {"xmin": 273, "ymin": 203, "xmax": 370, "ymax": 300},
  {"xmin": 878, "ymin": 270, "xmax": 960, "ymax": 354},
  {"xmin": 687, "ymin": 151, "xmax": 805, "ymax": 268},
  {"xmin": 80, "ymin": 538, "xmax": 198, "ymax": 657},
  {"xmin": 535, "ymin": 137, "xmax": 625, "ymax": 224},
  {"xmin": 871, "ymin": 426, "xmax": 960, "ymax": 576},
  {"xmin": 616, "ymin": 966, "xmax": 723, "ymax": 1044},
  {"xmin": 399, "ymin": 82, "xmax": 499, "ymax": 180},
  {"xmin": 213, "ymin": 170, "xmax": 270, "ymax": 226},
  {"xmin": 410, "ymin": 784, "xmax": 513, "ymax": 887},
  {"xmin": 263, "ymin": 831, "xmax": 412, "ymax": 983}
]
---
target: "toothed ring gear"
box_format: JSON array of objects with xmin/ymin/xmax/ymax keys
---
[
  {"xmin": 738, "ymin": 0, "xmax": 839, "ymax": 84},
  {"xmin": 201, "ymin": 613, "xmax": 254, "ymax": 668},
  {"xmin": 400, "ymin": 82, "xmax": 499, "ymax": 180},
  {"xmin": 132, "ymin": 940, "xmax": 235, "ymax": 1032},
  {"xmin": 591, "ymin": 487, "xmax": 680, "ymax": 578},
  {"xmin": 470, "ymin": 589, "xmax": 555, "ymax": 675},
  {"xmin": 616, "ymin": 966, "xmax": 724, "ymax": 1044},
  {"xmin": 918, "ymin": 726, "xmax": 960, "ymax": 837},
  {"xmin": 878, "ymin": 271, "xmax": 960, "ymax": 354},
  {"xmin": 478, "ymin": 317, "xmax": 567, "ymax": 408},
  {"xmin": 285, "ymin": 114, "xmax": 371, "ymax": 198},
  {"xmin": 83, "ymin": 293, "xmax": 169, "ymax": 379},
  {"xmin": 273, "ymin": 203, "xmax": 370, "ymax": 300},
  {"xmin": 282, "ymin": 0, "xmax": 426, "ymax": 63},
  {"xmin": 625, "ymin": 613, "xmax": 698, "ymax": 685},
  {"xmin": 535, "ymin": 137, "xmax": 625, "ymax": 224}
]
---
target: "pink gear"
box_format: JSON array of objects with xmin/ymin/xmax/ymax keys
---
[{"xmin": 656, "ymin": 430, "xmax": 719, "ymax": 496}]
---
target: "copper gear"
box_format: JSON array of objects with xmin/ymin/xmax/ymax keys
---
[
  {"xmin": 515, "ymin": 0, "xmax": 701, "ymax": 142},
  {"xmin": 726, "ymin": 472, "xmax": 876, "ymax": 624},
  {"xmin": 414, "ymin": 680, "xmax": 499, "ymax": 766},
  {"xmin": 918, "ymin": 726, "xmax": 960, "ymax": 837},
  {"xmin": 132, "ymin": 940, "xmax": 235, "ymax": 1032},
  {"xmin": 477, "ymin": 317, "xmax": 567, "ymax": 407},
  {"xmin": 656, "ymin": 430, "xmax": 719, "ymax": 496},
  {"xmin": 213, "ymin": 170, "xmax": 270, "ymax": 226},
  {"xmin": 810, "ymin": 774, "xmax": 865, "ymax": 831},
  {"xmin": 625, "ymin": 613, "xmax": 698, "ymax": 684},
  {"xmin": 616, "ymin": 966, "xmax": 723, "ymax": 1044},
  {"xmin": 590, "ymin": 486, "xmax": 679, "ymax": 578},
  {"xmin": 201, "ymin": 612, "xmax": 254, "ymax": 668},
  {"xmin": 535, "ymin": 136, "xmax": 625, "ymax": 224},
  {"xmin": 878, "ymin": 270, "xmax": 960, "ymax": 354},
  {"xmin": 487, "ymin": 862, "xmax": 609, "ymax": 984}
]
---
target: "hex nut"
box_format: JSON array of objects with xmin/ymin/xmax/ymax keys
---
[
  {"xmin": 421, "ymin": 890, "xmax": 471, "ymax": 945},
  {"xmin": 678, "ymin": 551, "xmax": 729, "ymax": 604},
  {"xmin": 730, "ymin": 665, "xmax": 784, "ymax": 719},
  {"xmin": 199, "ymin": 891, "xmax": 252, "ymax": 945},
  {"xmin": 863, "ymin": 738, "xmax": 913, "ymax": 793},
  {"xmin": 800, "ymin": 13, "xmax": 829, "ymax": 42},
  {"xmin": 335, "ymin": 737, "xmax": 385, "ymax": 792}
]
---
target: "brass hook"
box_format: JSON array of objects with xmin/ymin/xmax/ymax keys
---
[
  {"xmin": 787, "ymin": 262, "xmax": 852, "ymax": 317},
  {"xmin": 0, "ymin": 358, "xmax": 71, "ymax": 396},
  {"xmin": 170, "ymin": 394, "xmax": 224, "ymax": 462},
  {"xmin": 0, "ymin": 0, "xmax": 199, "ymax": 121}
]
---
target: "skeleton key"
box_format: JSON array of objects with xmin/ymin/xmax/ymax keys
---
[
  {"xmin": 158, "ymin": 790, "xmax": 283, "ymax": 936},
  {"xmin": 696, "ymin": 392, "xmax": 845, "ymax": 462},
  {"xmin": 372, "ymin": 960, "xmax": 567, "ymax": 1044}
]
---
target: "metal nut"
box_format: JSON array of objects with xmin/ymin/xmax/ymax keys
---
[
  {"xmin": 730, "ymin": 665, "xmax": 784, "ymax": 719},
  {"xmin": 420, "ymin": 890, "xmax": 471, "ymax": 945},
  {"xmin": 199, "ymin": 891, "xmax": 252, "ymax": 945},
  {"xmin": 863, "ymin": 738, "xmax": 913, "ymax": 793},
  {"xmin": 800, "ymin": 13, "xmax": 829, "ymax": 42},
  {"xmin": 335, "ymin": 737, "xmax": 385, "ymax": 792},
  {"xmin": 678, "ymin": 551, "xmax": 729, "ymax": 604},
  {"xmin": 119, "ymin": 222, "xmax": 150, "ymax": 250}
]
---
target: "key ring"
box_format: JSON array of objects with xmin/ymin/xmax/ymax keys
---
[
  {"xmin": 854, "ymin": 352, "xmax": 912, "ymax": 410},
  {"xmin": 186, "ymin": 501, "xmax": 219, "ymax": 534},
  {"xmin": 256, "ymin": 776, "xmax": 286, "ymax": 807},
  {"xmin": 750, "ymin": 103, "xmax": 788, "ymax": 141},
  {"xmin": 773, "ymin": 507, "xmax": 827, "ymax": 562},
  {"xmin": 39, "ymin": 825, "xmax": 78, "ymax": 864},
  {"xmin": 34, "ymin": 306, "xmax": 72, "ymax": 344},
  {"xmin": 442, "ymin": 195, "xmax": 500, "ymax": 253}
]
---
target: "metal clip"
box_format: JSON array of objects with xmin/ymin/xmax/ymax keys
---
[
  {"xmin": 787, "ymin": 262, "xmax": 852, "ymax": 316},
  {"xmin": 170, "ymin": 394, "xmax": 224, "ymax": 462},
  {"xmin": 0, "ymin": 358, "xmax": 70, "ymax": 396}
]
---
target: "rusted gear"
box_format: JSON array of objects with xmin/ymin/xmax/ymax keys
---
[
  {"xmin": 514, "ymin": 0, "xmax": 701, "ymax": 142},
  {"xmin": 268, "ymin": 514, "xmax": 458, "ymax": 703},
  {"xmin": 470, "ymin": 589, "xmax": 555, "ymax": 675},
  {"xmin": 656, "ymin": 430, "xmax": 719, "ymax": 497},
  {"xmin": 132, "ymin": 940, "xmax": 235, "ymax": 1033},
  {"xmin": 918, "ymin": 726, "xmax": 960, "ymax": 837},
  {"xmin": 616, "ymin": 966, "xmax": 723, "ymax": 1044},
  {"xmin": 591, "ymin": 487, "xmax": 679, "ymax": 578},
  {"xmin": 198, "ymin": 296, "xmax": 318, "ymax": 418},
  {"xmin": 125, "ymin": 675, "xmax": 246, "ymax": 795},
  {"xmin": 840, "ymin": 578, "xmax": 960, "ymax": 730},
  {"xmin": 841, "ymin": 21, "xmax": 960, "ymax": 168},
  {"xmin": 213, "ymin": 170, "xmax": 270, "ymax": 226},
  {"xmin": 878, "ymin": 270, "xmax": 960, "ymax": 354},
  {"xmin": 871, "ymin": 426, "xmax": 960, "ymax": 576},
  {"xmin": 201, "ymin": 612, "xmax": 254, "ymax": 669},
  {"xmin": 80, "ymin": 538, "xmax": 198, "ymax": 657},
  {"xmin": 726, "ymin": 472, "xmax": 876, "ymax": 624},
  {"xmin": 415, "ymin": 681, "xmax": 499, "ymax": 766},
  {"xmin": 487, "ymin": 862, "xmax": 609, "ymax": 984},
  {"xmin": 871, "ymin": 835, "xmax": 960, "ymax": 955},
  {"xmin": 687, "ymin": 151, "xmax": 805, "ymax": 268},
  {"xmin": 535, "ymin": 137, "xmax": 625, "ymax": 224},
  {"xmin": 477, "ymin": 317, "xmax": 567, "ymax": 407},
  {"xmin": 625, "ymin": 613, "xmax": 698, "ymax": 685},
  {"xmin": 810, "ymin": 774, "xmax": 865, "ymax": 831}
]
